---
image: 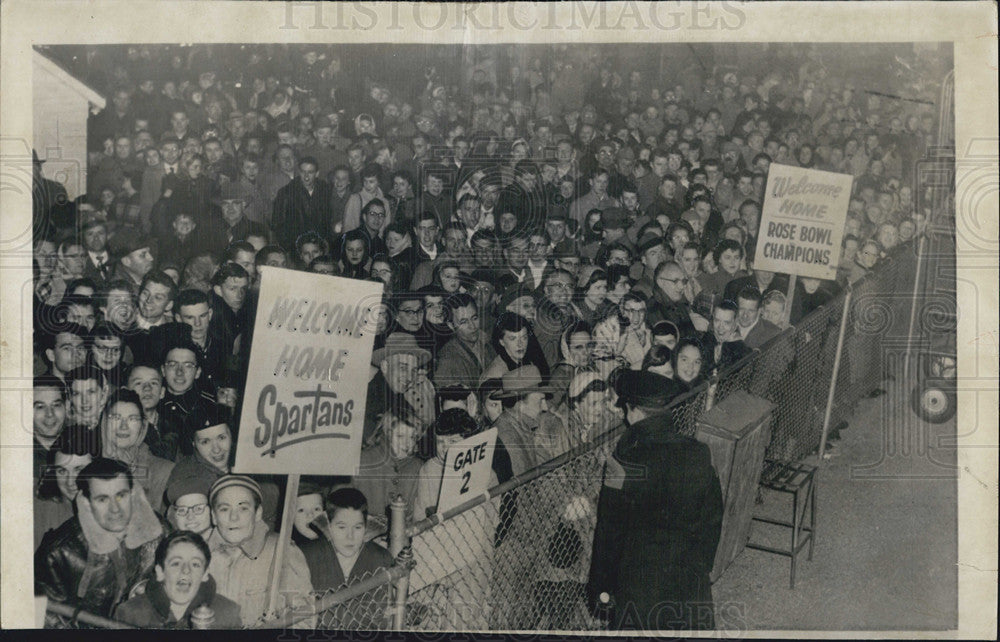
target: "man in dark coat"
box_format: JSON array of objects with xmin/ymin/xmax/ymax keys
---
[
  {"xmin": 272, "ymin": 156, "xmax": 334, "ymax": 249},
  {"xmin": 35, "ymin": 458, "xmax": 165, "ymax": 619},
  {"xmin": 586, "ymin": 370, "xmax": 723, "ymax": 631}
]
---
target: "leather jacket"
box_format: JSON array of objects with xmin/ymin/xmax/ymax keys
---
[{"xmin": 34, "ymin": 517, "xmax": 160, "ymax": 618}]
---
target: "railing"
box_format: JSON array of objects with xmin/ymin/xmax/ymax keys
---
[{"xmin": 42, "ymin": 241, "xmax": 935, "ymax": 631}]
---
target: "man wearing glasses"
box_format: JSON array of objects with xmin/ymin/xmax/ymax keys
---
[
  {"xmin": 356, "ymin": 199, "xmax": 389, "ymax": 258},
  {"xmin": 647, "ymin": 261, "xmax": 709, "ymax": 338},
  {"xmin": 535, "ymin": 269, "xmax": 584, "ymax": 369},
  {"xmin": 158, "ymin": 339, "xmax": 216, "ymax": 457}
]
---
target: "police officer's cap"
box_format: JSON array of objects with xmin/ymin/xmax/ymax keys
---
[{"xmin": 614, "ymin": 370, "xmax": 686, "ymax": 408}]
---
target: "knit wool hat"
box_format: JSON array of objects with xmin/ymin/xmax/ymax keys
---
[
  {"xmin": 165, "ymin": 471, "xmax": 214, "ymax": 507},
  {"xmin": 209, "ymin": 474, "xmax": 263, "ymax": 507}
]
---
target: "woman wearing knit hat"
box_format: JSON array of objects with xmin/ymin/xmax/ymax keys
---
[
  {"xmin": 548, "ymin": 321, "xmax": 594, "ymax": 411},
  {"xmin": 565, "ymin": 372, "xmax": 620, "ymax": 452}
]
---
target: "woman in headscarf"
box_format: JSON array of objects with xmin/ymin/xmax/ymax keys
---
[
  {"xmin": 337, "ymin": 228, "xmax": 372, "ymax": 280},
  {"xmin": 565, "ymin": 372, "xmax": 621, "ymax": 449},
  {"xmin": 99, "ymin": 389, "xmax": 175, "ymax": 514},
  {"xmin": 480, "ymin": 312, "xmax": 550, "ymax": 383},
  {"xmin": 549, "ymin": 320, "xmax": 594, "ymax": 410}
]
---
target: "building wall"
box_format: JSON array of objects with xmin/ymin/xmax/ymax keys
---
[{"xmin": 32, "ymin": 56, "xmax": 91, "ymax": 200}]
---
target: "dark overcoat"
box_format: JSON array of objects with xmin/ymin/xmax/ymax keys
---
[{"xmin": 586, "ymin": 412, "xmax": 724, "ymax": 631}]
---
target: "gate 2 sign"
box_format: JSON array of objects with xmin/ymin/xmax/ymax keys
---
[
  {"xmin": 752, "ymin": 163, "xmax": 854, "ymax": 280},
  {"xmin": 233, "ymin": 266, "xmax": 383, "ymax": 476},
  {"xmin": 437, "ymin": 427, "xmax": 498, "ymax": 514}
]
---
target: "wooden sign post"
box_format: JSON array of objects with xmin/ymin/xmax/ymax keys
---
[{"xmin": 232, "ymin": 267, "xmax": 382, "ymax": 619}]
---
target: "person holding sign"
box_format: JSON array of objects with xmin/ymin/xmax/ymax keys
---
[
  {"xmin": 205, "ymin": 475, "xmax": 314, "ymax": 628},
  {"xmin": 412, "ymin": 408, "xmax": 497, "ymax": 521}
]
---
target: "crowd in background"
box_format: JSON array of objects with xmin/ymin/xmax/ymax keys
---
[{"xmin": 30, "ymin": 42, "xmax": 945, "ymax": 629}]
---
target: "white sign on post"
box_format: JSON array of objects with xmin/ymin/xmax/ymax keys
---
[
  {"xmin": 753, "ymin": 163, "xmax": 854, "ymax": 280},
  {"xmin": 437, "ymin": 427, "xmax": 498, "ymax": 514},
  {"xmin": 233, "ymin": 267, "xmax": 383, "ymax": 475}
]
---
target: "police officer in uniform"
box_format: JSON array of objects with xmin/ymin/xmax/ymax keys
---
[{"xmin": 586, "ymin": 370, "xmax": 724, "ymax": 631}]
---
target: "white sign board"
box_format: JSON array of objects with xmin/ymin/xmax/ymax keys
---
[
  {"xmin": 753, "ymin": 163, "xmax": 854, "ymax": 280},
  {"xmin": 437, "ymin": 427, "xmax": 498, "ymax": 514},
  {"xmin": 233, "ymin": 267, "xmax": 383, "ymax": 475}
]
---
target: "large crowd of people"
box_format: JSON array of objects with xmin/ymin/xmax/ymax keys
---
[{"xmin": 30, "ymin": 43, "xmax": 943, "ymax": 630}]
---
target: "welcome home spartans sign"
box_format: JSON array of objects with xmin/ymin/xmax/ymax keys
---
[{"xmin": 234, "ymin": 267, "xmax": 383, "ymax": 475}]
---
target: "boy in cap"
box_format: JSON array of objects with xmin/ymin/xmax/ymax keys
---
[
  {"xmin": 586, "ymin": 370, "xmax": 722, "ymax": 631},
  {"xmin": 206, "ymin": 474, "xmax": 313, "ymax": 627}
]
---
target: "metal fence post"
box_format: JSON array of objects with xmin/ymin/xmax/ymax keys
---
[
  {"xmin": 389, "ymin": 494, "xmax": 407, "ymax": 557},
  {"xmin": 704, "ymin": 379, "xmax": 719, "ymax": 412},
  {"xmin": 903, "ymin": 233, "xmax": 927, "ymax": 379},
  {"xmin": 819, "ymin": 288, "xmax": 853, "ymax": 459},
  {"xmin": 391, "ymin": 546, "xmax": 414, "ymax": 631}
]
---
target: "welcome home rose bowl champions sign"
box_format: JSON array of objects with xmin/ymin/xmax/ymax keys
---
[
  {"xmin": 753, "ymin": 163, "xmax": 854, "ymax": 280},
  {"xmin": 234, "ymin": 267, "xmax": 383, "ymax": 476}
]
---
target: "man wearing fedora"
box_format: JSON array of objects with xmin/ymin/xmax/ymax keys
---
[
  {"xmin": 586, "ymin": 370, "xmax": 723, "ymax": 631},
  {"xmin": 491, "ymin": 365, "xmax": 567, "ymax": 476},
  {"xmin": 109, "ymin": 227, "xmax": 156, "ymax": 289},
  {"xmin": 364, "ymin": 332, "xmax": 437, "ymax": 446},
  {"xmin": 218, "ymin": 164, "xmax": 270, "ymax": 240}
]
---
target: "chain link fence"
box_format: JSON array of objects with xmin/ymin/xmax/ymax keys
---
[
  {"xmin": 40, "ymin": 241, "xmax": 929, "ymax": 632},
  {"xmin": 829, "ymin": 243, "xmax": 920, "ymax": 435}
]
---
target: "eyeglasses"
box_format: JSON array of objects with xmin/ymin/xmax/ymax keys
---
[
  {"xmin": 109, "ymin": 413, "xmax": 143, "ymax": 427},
  {"xmin": 174, "ymin": 503, "xmax": 208, "ymax": 517},
  {"xmin": 94, "ymin": 346, "xmax": 122, "ymax": 356},
  {"xmin": 398, "ymin": 307, "xmax": 424, "ymax": 316},
  {"xmin": 658, "ymin": 276, "xmax": 689, "ymax": 285},
  {"xmin": 165, "ymin": 361, "xmax": 197, "ymax": 371}
]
